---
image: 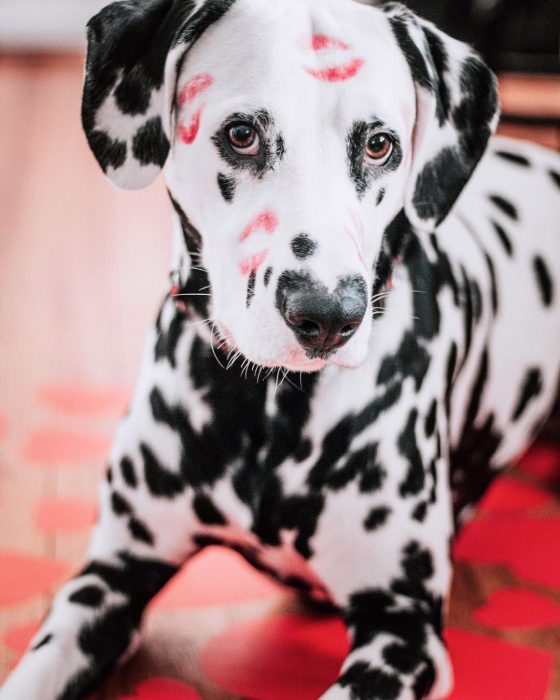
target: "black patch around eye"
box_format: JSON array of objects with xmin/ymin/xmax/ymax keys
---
[
  {"xmin": 512, "ymin": 368, "xmax": 543, "ymax": 421},
  {"xmin": 495, "ymin": 150, "xmax": 530, "ymax": 167},
  {"xmin": 212, "ymin": 110, "xmax": 275, "ymax": 179},
  {"xmin": 217, "ymin": 173, "xmax": 236, "ymax": 202},
  {"xmin": 263, "ymin": 266, "xmax": 273, "ymax": 288},
  {"xmin": 376, "ymin": 188, "xmax": 386, "ymax": 206},
  {"xmin": 88, "ymin": 130, "xmax": 127, "ymax": 172},
  {"xmin": 346, "ymin": 121, "xmax": 402, "ymax": 199},
  {"xmin": 491, "ymin": 220, "xmax": 513, "ymax": 256},
  {"xmin": 132, "ymin": 116, "xmax": 170, "ymax": 166},
  {"xmin": 489, "ymin": 194, "xmax": 518, "ymax": 220},
  {"xmin": 246, "ymin": 271, "xmax": 257, "ymax": 308},
  {"xmin": 533, "ymin": 255, "xmax": 554, "ymax": 306},
  {"xmin": 291, "ymin": 233, "xmax": 317, "ymax": 260}
]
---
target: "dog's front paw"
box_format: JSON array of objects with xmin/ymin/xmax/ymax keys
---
[{"xmin": 320, "ymin": 632, "xmax": 453, "ymax": 700}]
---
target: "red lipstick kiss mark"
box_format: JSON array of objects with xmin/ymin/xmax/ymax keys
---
[
  {"xmin": 178, "ymin": 108, "xmax": 203, "ymax": 145},
  {"xmin": 309, "ymin": 34, "xmax": 350, "ymax": 52},
  {"xmin": 240, "ymin": 249, "xmax": 269, "ymax": 276},
  {"xmin": 302, "ymin": 34, "xmax": 364, "ymax": 83},
  {"xmin": 239, "ymin": 211, "xmax": 278, "ymax": 242},
  {"xmin": 304, "ymin": 58, "xmax": 365, "ymax": 83},
  {"xmin": 178, "ymin": 72, "xmax": 213, "ymax": 107}
]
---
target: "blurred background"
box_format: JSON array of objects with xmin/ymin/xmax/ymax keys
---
[{"xmin": 0, "ymin": 1, "xmax": 559, "ymax": 699}]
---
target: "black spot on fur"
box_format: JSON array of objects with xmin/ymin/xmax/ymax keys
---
[
  {"xmin": 31, "ymin": 634, "xmax": 52, "ymax": 651},
  {"xmin": 128, "ymin": 518, "xmax": 155, "ymax": 545},
  {"xmin": 154, "ymin": 309, "xmax": 186, "ymax": 368},
  {"xmin": 489, "ymin": 194, "xmax": 518, "ymax": 220},
  {"xmin": 276, "ymin": 134, "xmax": 285, "ymax": 160},
  {"xmin": 387, "ymin": 11, "xmax": 432, "ymax": 91},
  {"xmin": 120, "ymin": 456, "xmax": 137, "ymax": 488},
  {"xmin": 422, "ymin": 25, "xmax": 451, "ymax": 125},
  {"xmin": 444, "ymin": 341, "xmax": 458, "ymax": 417},
  {"xmin": 111, "ymin": 491, "xmax": 132, "ymax": 516},
  {"xmin": 106, "ymin": 466, "xmax": 113, "ymax": 484},
  {"xmin": 364, "ymin": 506, "xmax": 391, "ymax": 531},
  {"xmin": 495, "ymin": 150, "xmax": 530, "ymax": 167},
  {"xmin": 398, "ymin": 410, "xmax": 425, "ymax": 497},
  {"xmin": 291, "ymin": 233, "xmax": 317, "ymax": 259},
  {"xmin": 533, "ymin": 255, "xmax": 554, "ymax": 306},
  {"xmin": 132, "ymin": 116, "xmax": 169, "ymax": 166},
  {"xmin": 293, "ymin": 438, "xmax": 312, "ymax": 462},
  {"xmin": 383, "ymin": 642, "xmax": 420, "ymax": 674},
  {"xmin": 217, "ymin": 172, "xmax": 236, "ymax": 202},
  {"xmin": 383, "ymin": 209, "xmax": 413, "ymax": 260},
  {"xmin": 491, "ymin": 220, "xmax": 513, "ymax": 256},
  {"xmin": 377, "ymin": 331, "xmax": 431, "ymax": 392},
  {"xmin": 424, "ymin": 399, "xmax": 437, "ymax": 437},
  {"xmin": 193, "ymin": 493, "xmax": 227, "ymax": 525},
  {"xmin": 377, "ymin": 188, "xmax": 386, "ymax": 205},
  {"xmin": 69, "ymin": 585, "xmax": 105, "ymax": 608},
  {"xmin": 450, "ymin": 349, "xmax": 503, "ymax": 521},
  {"xmin": 339, "ymin": 662, "xmax": 403, "ymax": 699},
  {"xmin": 87, "ymin": 131, "xmax": 127, "ymax": 172},
  {"xmin": 549, "ymin": 170, "xmax": 560, "ymax": 190},
  {"xmin": 246, "ymin": 271, "xmax": 257, "ymax": 308},
  {"xmin": 263, "ymin": 266, "xmax": 273, "ymax": 287},
  {"xmin": 412, "ymin": 501, "xmax": 428, "ymax": 522},
  {"xmin": 512, "ymin": 368, "xmax": 543, "ymax": 422},
  {"xmin": 404, "ymin": 235, "xmax": 440, "ymax": 339},
  {"xmin": 141, "ymin": 441, "xmax": 184, "ymax": 498}
]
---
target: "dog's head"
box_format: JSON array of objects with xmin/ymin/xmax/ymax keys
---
[{"xmin": 83, "ymin": 0, "xmax": 498, "ymax": 372}]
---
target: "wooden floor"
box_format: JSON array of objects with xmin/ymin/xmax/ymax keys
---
[{"xmin": 0, "ymin": 53, "xmax": 559, "ymax": 700}]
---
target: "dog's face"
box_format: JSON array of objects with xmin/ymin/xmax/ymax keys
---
[
  {"xmin": 166, "ymin": 0, "xmax": 414, "ymax": 371},
  {"xmin": 82, "ymin": 0, "xmax": 498, "ymax": 372}
]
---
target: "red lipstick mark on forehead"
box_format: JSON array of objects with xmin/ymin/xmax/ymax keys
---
[
  {"xmin": 178, "ymin": 72, "xmax": 213, "ymax": 107},
  {"xmin": 301, "ymin": 34, "xmax": 364, "ymax": 83},
  {"xmin": 309, "ymin": 34, "xmax": 350, "ymax": 52},
  {"xmin": 305, "ymin": 58, "xmax": 364, "ymax": 83},
  {"xmin": 239, "ymin": 211, "xmax": 278, "ymax": 242}
]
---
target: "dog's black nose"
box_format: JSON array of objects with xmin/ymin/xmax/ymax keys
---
[{"xmin": 277, "ymin": 273, "xmax": 367, "ymax": 354}]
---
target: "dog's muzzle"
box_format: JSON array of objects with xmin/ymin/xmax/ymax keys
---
[{"xmin": 278, "ymin": 273, "xmax": 367, "ymax": 356}]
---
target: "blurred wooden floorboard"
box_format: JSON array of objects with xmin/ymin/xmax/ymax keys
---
[{"xmin": 0, "ymin": 53, "xmax": 559, "ymax": 700}]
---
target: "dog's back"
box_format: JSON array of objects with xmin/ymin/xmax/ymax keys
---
[{"xmin": 440, "ymin": 136, "xmax": 560, "ymax": 516}]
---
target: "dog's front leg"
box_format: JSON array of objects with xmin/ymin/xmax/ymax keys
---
[
  {"xmin": 0, "ymin": 321, "xmax": 198, "ymax": 700},
  {"xmin": 313, "ymin": 438, "xmax": 454, "ymax": 699}
]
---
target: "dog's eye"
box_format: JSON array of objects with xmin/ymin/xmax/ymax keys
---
[
  {"xmin": 227, "ymin": 123, "xmax": 260, "ymax": 155},
  {"xmin": 365, "ymin": 132, "xmax": 393, "ymax": 165}
]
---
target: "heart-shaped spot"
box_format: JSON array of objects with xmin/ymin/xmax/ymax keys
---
[
  {"xmin": 0, "ymin": 551, "xmax": 69, "ymax": 606},
  {"xmin": 474, "ymin": 588, "xmax": 560, "ymax": 629},
  {"xmin": 479, "ymin": 477, "xmax": 552, "ymax": 513},
  {"xmin": 454, "ymin": 515, "xmax": 560, "ymax": 589},
  {"xmin": 34, "ymin": 498, "xmax": 97, "ymax": 533},
  {"xmin": 38, "ymin": 385, "xmax": 129, "ymax": 415},
  {"xmin": 199, "ymin": 613, "xmax": 349, "ymax": 700},
  {"xmin": 446, "ymin": 628, "xmax": 552, "ymax": 699},
  {"xmin": 23, "ymin": 428, "xmax": 110, "ymax": 466}
]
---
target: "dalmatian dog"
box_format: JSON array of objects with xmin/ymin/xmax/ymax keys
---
[{"xmin": 2, "ymin": 0, "xmax": 560, "ymax": 698}]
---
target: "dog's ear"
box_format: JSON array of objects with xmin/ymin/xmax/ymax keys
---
[
  {"xmin": 380, "ymin": 2, "xmax": 499, "ymax": 231},
  {"xmin": 82, "ymin": 0, "xmax": 236, "ymax": 189}
]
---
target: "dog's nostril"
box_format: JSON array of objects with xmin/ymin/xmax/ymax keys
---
[
  {"xmin": 340, "ymin": 322, "xmax": 360, "ymax": 338},
  {"xmin": 292, "ymin": 318, "xmax": 322, "ymax": 338}
]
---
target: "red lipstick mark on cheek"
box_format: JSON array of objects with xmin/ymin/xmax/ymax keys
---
[
  {"xmin": 304, "ymin": 58, "xmax": 364, "ymax": 83},
  {"xmin": 178, "ymin": 108, "xmax": 203, "ymax": 145},
  {"xmin": 239, "ymin": 211, "xmax": 278, "ymax": 242},
  {"xmin": 240, "ymin": 249, "xmax": 269, "ymax": 276},
  {"xmin": 178, "ymin": 73, "xmax": 213, "ymax": 107}
]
